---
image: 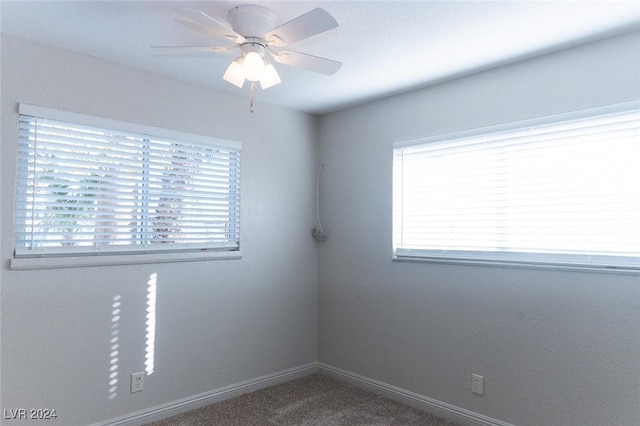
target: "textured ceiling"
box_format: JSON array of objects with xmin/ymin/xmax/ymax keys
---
[{"xmin": 2, "ymin": 1, "xmax": 640, "ymax": 114}]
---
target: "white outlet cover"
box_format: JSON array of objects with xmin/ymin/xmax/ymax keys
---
[
  {"xmin": 471, "ymin": 373, "xmax": 484, "ymax": 395},
  {"xmin": 131, "ymin": 372, "xmax": 144, "ymax": 393}
]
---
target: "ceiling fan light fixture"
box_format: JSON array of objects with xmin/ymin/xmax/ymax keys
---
[
  {"xmin": 260, "ymin": 62, "xmax": 281, "ymax": 89},
  {"xmin": 158, "ymin": 5, "xmax": 342, "ymax": 111},
  {"xmin": 223, "ymin": 57, "xmax": 245, "ymax": 88},
  {"xmin": 243, "ymin": 50, "xmax": 265, "ymax": 81}
]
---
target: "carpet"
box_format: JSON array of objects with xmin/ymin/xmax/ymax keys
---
[{"xmin": 145, "ymin": 374, "xmax": 461, "ymax": 425}]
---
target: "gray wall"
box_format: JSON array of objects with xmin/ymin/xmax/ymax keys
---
[
  {"xmin": 317, "ymin": 31, "xmax": 640, "ymax": 426},
  {"xmin": 1, "ymin": 36, "xmax": 319, "ymax": 425},
  {"xmin": 2, "ymin": 29, "xmax": 639, "ymax": 426}
]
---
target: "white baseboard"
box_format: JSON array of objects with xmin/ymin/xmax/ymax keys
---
[
  {"xmin": 93, "ymin": 362, "xmax": 511, "ymax": 426},
  {"xmin": 317, "ymin": 363, "xmax": 513, "ymax": 426},
  {"xmin": 92, "ymin": 363, "xmax": 318, "ymax": 426}
]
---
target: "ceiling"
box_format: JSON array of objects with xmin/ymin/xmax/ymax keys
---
[{"xmin": 1, "ymin": 1, "xmax": 639, "ymax": 115}]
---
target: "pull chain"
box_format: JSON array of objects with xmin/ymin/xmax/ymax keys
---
[{"xmin": 249, "ymin": 82, "xmax": 256, "ymax": 113}]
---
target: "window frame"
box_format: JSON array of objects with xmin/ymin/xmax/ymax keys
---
[
  {"xmin": 11, "ymin": 104, "xmax": 242, "ymax": 269},
  {"xmin": 392, "ymin": 101, "xmax": 640, "ymax": 274}
]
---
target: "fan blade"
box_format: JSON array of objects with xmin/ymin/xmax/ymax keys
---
[
  {"xmin": 266, "ymin": 8, "xmax": 337, "ymax": 46},
  {"xmin": 271, "ymin": 50, "xmax": 342, "ymax": 75},
  {"xmin": 151, "ymin": 46, "xmax": 235, "ymax": 55},
  {"xmin": 179, "ymin": 9, "xmax": 245, "ymax": 43},
  {"xmin": 175, "ymin": 18, "xmax": 244, "ymax": 44}
]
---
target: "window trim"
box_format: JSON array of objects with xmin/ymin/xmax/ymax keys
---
[
  {"xmin": 10, "ymin": 250, "xmax": 242, "ymax": 270},
  {"xmin": 392, "ymin": 100, "xmax": 640, "ymax": 274},
  {"xmin": 12, "ymin": 104, "xmax": 243, "ymax": 268},
  {"xmin": 391, "ymin": 255, "xmax": 639, "ymax": 275}
]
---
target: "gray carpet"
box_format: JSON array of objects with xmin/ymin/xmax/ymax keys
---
[{"xmin": 146, "ymin": 374, "xmax": 461, "ymax": 425}]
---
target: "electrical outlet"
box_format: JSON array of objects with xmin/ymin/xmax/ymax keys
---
[
  {"xmin": 131, "ymin": 372, "xmax": 144, "ymax": 393},
  {"xmin": 471, "ymin": 373, "xmax": 484, "ymax": 395}
]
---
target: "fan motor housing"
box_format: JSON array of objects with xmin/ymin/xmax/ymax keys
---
[
  {"xmin": 240, "ymin": 38, "xmax": 266, "ymax": 57},
  {"xmin": 228, "ymin": 5, "xmax": 279, "ymax": 38}
]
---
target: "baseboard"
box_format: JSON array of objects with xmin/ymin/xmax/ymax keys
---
[
  {"xmin": 317, "ymin": 363, "xmax": 513, "ymax": 426},
  {"xmin": 92, "ymin": 362, "xmax": 318, "ymax": 426},
  {"xmin": 94, "ymin": 362, "xmax": 511, "ymax": 426}
]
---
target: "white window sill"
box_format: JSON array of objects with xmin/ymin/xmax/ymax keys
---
[
  {"xmin": 10, "ymin": 250, "xmax": 242, "ymax": 270},
  {"xmin": 392, "ymin": 256, "xmax": 640, "ymax": 275}
]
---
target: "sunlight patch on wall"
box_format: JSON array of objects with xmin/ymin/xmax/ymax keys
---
[
  {"xmin": 145, "ymin": 273, "xmax": 157, "ymax": 375},
  {"xmin": 108, "ymin": 295, "xmax": 121, "ymax": 400}
]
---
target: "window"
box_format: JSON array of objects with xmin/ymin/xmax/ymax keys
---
[
  {"xmin": 393, "ymin": 101, "xmax": 640, "ymax": 271},
  {"xmin": 14, "ymin": 104, "xmax": 241, "ymax": 259}
]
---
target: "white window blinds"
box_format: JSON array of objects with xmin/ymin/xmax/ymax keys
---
[
  {"xmin": 15, "ymin": 105, "xmax": 241, "ymax": 258},
  {"xmin": 393, "ymin": 102, "xmax": 640, "ymax": 270}
]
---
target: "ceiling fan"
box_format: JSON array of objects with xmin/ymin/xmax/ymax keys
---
[{"xmin": 153, "ymin": 4, "xmax": 342, "ymax": 111}]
